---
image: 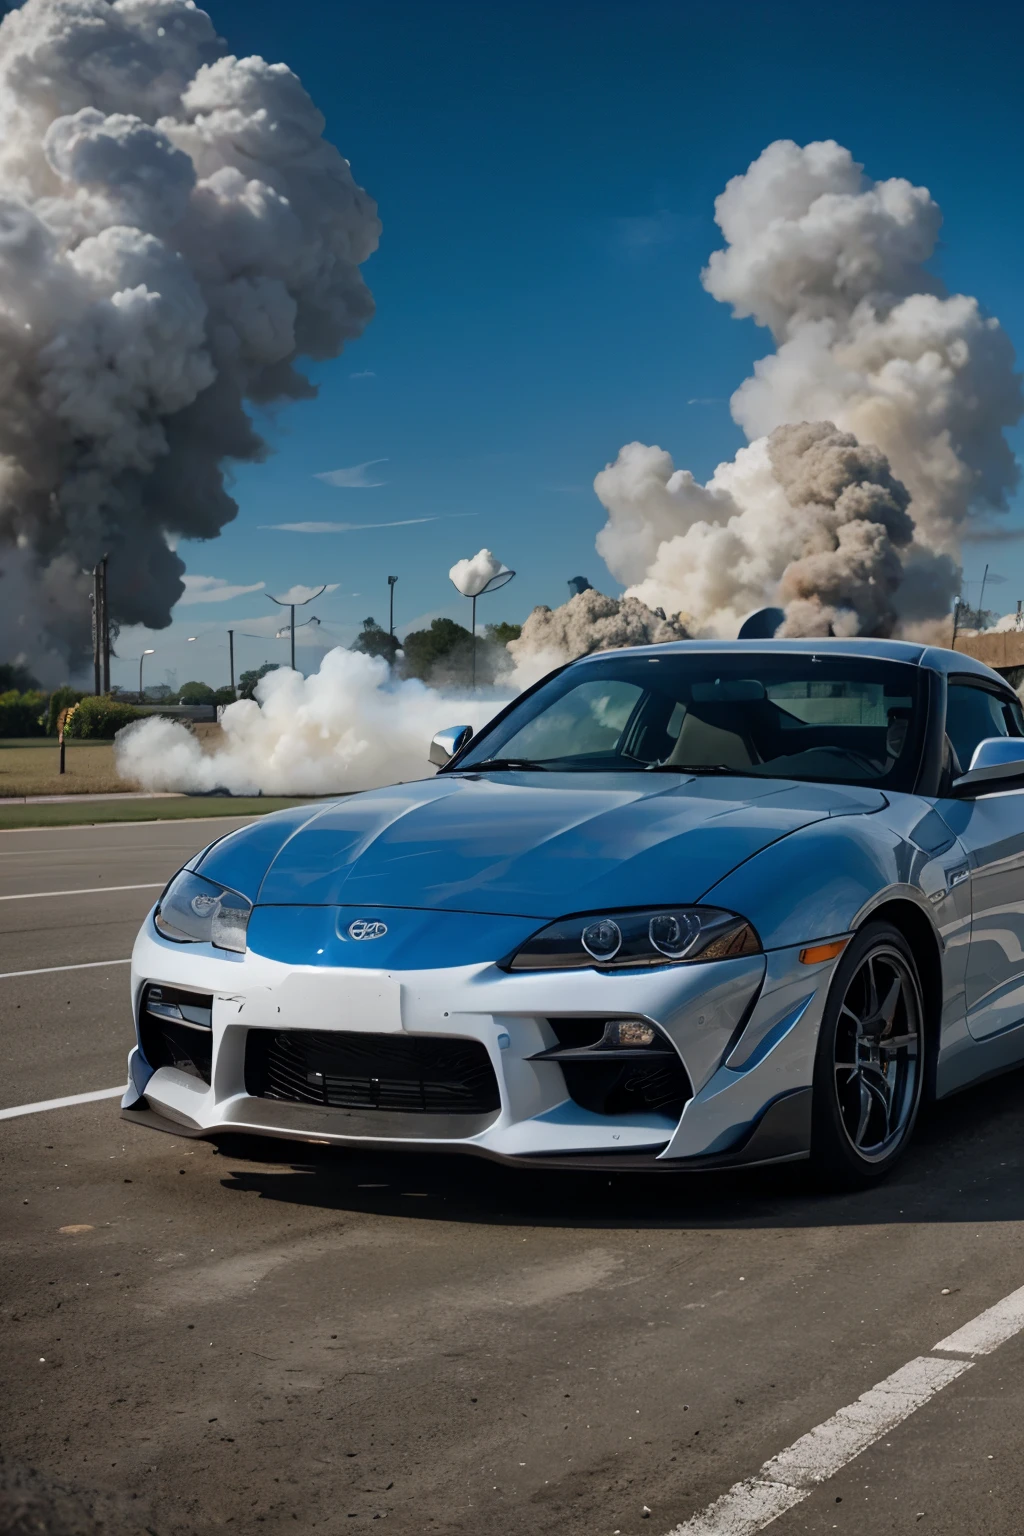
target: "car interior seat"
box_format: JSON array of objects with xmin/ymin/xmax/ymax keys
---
[{"xmin": 660, "ymin": 682, "xmax": 765, "ymax": 770}]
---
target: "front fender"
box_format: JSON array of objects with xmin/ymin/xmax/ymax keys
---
[{"xmin": 698, "ymin": 810, "xmax": 962, "ymax": 953}]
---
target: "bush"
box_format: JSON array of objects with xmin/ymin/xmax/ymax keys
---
[
  {"xmin": 178, "ymin": 680, "xmax": 217, "ymax": 704},
  {"xmin": 63, "ymin": 695, "xmax": 141, "ymax": 739},
  {"xmin": 238, "ymin": 663, "xmax": 279, "ymax": 700},
  {"xmin": 214, "ymin": 685, "xmax": 237, "ymax": 706},
  {"xmin": 352, "ymin": 616, "xmax": 400, "ymax": 664},
  {"xmin": 400, "ymin": 617, "xmax": 511, "ymax": 686},
  {"xmin": 46, "ymin": 686, "xmax": 85, "ymax": 736},
  {"xmin": 0, "ymin": 689, "xmax": 46, "ymax": 736},
  {"xmin": 401, "ymin": 618, "xmax": 473, "ymax": 682},
  {"xmin": 485, "ymin": 621, "xmax": 521, "ymax": 644}
]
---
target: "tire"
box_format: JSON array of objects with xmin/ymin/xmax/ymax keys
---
[{"xmin": 810, "ymin": 921, "xmax": 925, "ymax": 1189}]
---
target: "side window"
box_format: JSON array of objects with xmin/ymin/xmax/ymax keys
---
[
  {"xmin": 945, "ymin": 682, "xmax": 1023, "ymax": 774},
  {"xmin": 497, "ymin": 679, "xmax": 644, "ymax": 762}
]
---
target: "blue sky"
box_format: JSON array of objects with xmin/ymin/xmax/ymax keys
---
[{"xmin": 117, "ymin": 0, "xmax": 1024, "ymax": 691}]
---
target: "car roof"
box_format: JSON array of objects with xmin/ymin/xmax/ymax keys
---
[{"xmin": 571, "ymin": 636, "xmax": 1011, "ymax": 688}]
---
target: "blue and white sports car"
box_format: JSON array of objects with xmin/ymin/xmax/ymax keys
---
[{"xmin": 124, "ymin": 639, "xmax": 1024, "ymax": 1185}]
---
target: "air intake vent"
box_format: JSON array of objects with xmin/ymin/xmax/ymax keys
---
[
  {"xmin": 543, "ymin": 1017, "xmax": 692, "ymax": 1122},
  {"xmin": 138, "ymin": 983, "xmax": 213, "ymax": 1085},
  {"xmin": 245, "ymin": 1030, "xmax": 501, "ymax": 1116}
]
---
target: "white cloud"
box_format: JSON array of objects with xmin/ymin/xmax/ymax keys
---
[
  {"xmin": 350, "ymin": 370, "xmax": 377, "ymax": 379},
  {"xmin": 261, "ymin": 516, "xmax": 440, "ymax": 533},
  {"xmin": 315, "ymin": 459, "xmax": 387, "ymax": 488},
  {"xmin": 178, "ymin": 575, "xmax": 266, "ymax": 605}
]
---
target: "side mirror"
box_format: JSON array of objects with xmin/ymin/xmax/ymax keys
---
[
  {"xmin": 951, "ymin": 737, "xmax": 1024, "ymax": 797},
  {"xmin": 429, "ymin": 724, "xmax": 473, "ymax": 768}
]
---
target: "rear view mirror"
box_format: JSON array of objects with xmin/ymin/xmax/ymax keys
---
[
  {"xmin": 951, "ymin": 737, "xmax": 1024, "ymax": 797},
  {"xmin": 429, "ymin": 725, "xmax": 473, "ymax": 768}
]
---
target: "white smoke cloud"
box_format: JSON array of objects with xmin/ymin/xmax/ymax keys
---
[
  {"xmin": 118, "ymin": 594, "xmax": 681, "ymax": 795},
  {"xmin": 449, "ymin": 548, "xmax": 510, "ymax": 599},
  {"xmin": 507, "ymin": 589, "xmax": 690, "ymax": 686},
  {"xmin": 116, "ymin": 646, "xmax": 504, "ymax": 796},
  {"xmin": 0, "ymin": 0, "xmax": 379, "ymax": 672},
  {"xmin": 595, "ymin": 139, "xmax": 1021, "ymax": 638}
]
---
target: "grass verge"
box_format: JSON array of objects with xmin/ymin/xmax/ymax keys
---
[
  {"xmin": 0, "ymin": 725, "xmax": 228, "ymax": 797},
  {"xmin": 0, "ymin": 796, "xmax": 322, "ymax": 831},
  {"xmin": 0, "ymin": 739, "xmax": 129, "ymax": 797}
]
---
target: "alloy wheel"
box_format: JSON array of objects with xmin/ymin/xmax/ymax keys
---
[{"xmin": 832, "ymin": 944, "xmax": 923, "ymax": 1164}]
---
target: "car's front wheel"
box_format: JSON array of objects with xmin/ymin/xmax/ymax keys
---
[{"xmin": 811, "ymin": 921, "xmax": 925, "ymax": 1188}]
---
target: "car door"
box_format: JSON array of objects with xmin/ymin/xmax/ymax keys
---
[{"xmin": 937, "ymin": 676, "xmax": 1024, "ymax": 1040}]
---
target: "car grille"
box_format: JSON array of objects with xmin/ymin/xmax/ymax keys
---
[
  {"xmin": 546, "ymin": 1018, "xmax": 692, "ymax": 1122},
  {"xmin": 138, "ymin": 983, "xmax": 213, "ymax": 1085},
  {"xmin": 244, "ymin": 1030, "xmax": 501, "ymax": 1116}
]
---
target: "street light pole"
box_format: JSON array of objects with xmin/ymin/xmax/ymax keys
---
[
  {"xmin": 471, "ymin": 594, "xmax": 477, "ymax": 689},
  {"xmin": 449, "ymin": 555, "xmax": 516, "ymax": 692},
  {"xmin": 101, "ymin": 554, "xmax": 111, "ymax": 695},
  {"xmin": 139, "ymin": 649, "xmax": 154, "ymax": 699},
  {"xmin": 388, "ymin": 575, "xmax": 398, "ymax": 638},
  {"xmin": 228, "ymin": 629, "xmax": 235, "ymax": 696},
  {"xmin": 268, "ymin": 586, "xmax": 326, "ymax": 676}
]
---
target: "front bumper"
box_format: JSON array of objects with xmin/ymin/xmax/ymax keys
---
[{"xmin": 123, "ymin": 911, "xmax": 835, "ymax": 1169}]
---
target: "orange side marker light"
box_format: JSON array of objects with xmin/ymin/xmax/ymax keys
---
[{"xmin": 799, "ymin": 938, "xmax": 850, "ymax": 965}]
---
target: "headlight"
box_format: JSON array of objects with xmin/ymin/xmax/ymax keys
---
[
  {"xmin": 154, "ymin": 869, "xmax": 252, "ymax": 953},
  {"xmin": 503, "ymin": 906, "xmax": 760, "ymax": 971}
]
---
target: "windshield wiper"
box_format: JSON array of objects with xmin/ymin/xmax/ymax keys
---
[
  {"xmin": 644, "ymin": 762, "xmax": 747, "ymax": 775},
  {"xmin": 458, "ymin": 758, "xmax": 551, "ymax": 773}
]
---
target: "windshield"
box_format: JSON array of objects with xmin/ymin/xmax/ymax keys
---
[{"xmin": 455, "ymin": 651, "xmax": 926, "ymax": 791}]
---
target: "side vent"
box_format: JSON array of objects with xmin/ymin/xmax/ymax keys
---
[
  {"xmin": 138, "ymin": 983, "xmax": 214, "ymax": 1085},
  {"xmin": 531, "ymin": 1017, "xmax": 692, "ymax": 1122}
]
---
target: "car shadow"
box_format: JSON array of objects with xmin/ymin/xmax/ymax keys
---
[{"xmin": 214, "ymin": 1063, "xmax": 1024, "ymax": 1230}]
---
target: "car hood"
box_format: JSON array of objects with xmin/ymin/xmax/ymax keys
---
[{"xmin": 198, "ymin": 772, "xmax": 886, "ymax": 918}]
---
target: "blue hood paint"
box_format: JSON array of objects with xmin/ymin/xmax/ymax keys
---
[
  {"xmin": 198, "ymin": 772, "xmax": 885, "ymax": 918},
  {"xmin": 245, "ymin": 904, "xmax": 542, "ymax": 970}
]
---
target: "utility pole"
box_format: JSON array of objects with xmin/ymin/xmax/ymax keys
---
[
  {"xmin": 388, "ymin": 575, "xmax": 398, "ymax": 637},
  {"xmin": 91, "ymin": 556, "xmax": 111, "ymax": 693},
  {"xmin": 977, "ymin": 563, "xmax": 990, "ymax": 627},
  {"xmin": 100, "ymin": 554, "xmax": 111, "ymax": 694},
  {"xmin": 92, "ymin": 565, "xmax": 102, "ymax": 694},
  {"xmin": 228, "ymin": 629, "xmax": 236, "ymax": 696}
]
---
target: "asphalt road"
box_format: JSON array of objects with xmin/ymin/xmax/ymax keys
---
[{"xmin": 4, "ymin": 818, "xmax": 1024, "ymax": 1536}]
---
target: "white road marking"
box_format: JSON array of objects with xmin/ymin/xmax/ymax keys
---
[
  {"xmin": 0, "ymin": 958, "xmax": 131, "ymax": 980},
  {"xmin": 0, "ymin": 843, "xmax": 182, "ymax": 857},
  {"xmin": 0, "ymin": 1085, "xmax": 124, "ymax": 1120},
  {"xmin": 665, "ymin": 1354, "xmax": 974, "ymax": 1534},
  {"xmin": 933, "ymin": 1280, "xmax": 1024, "ymax": 1357},
  {"xmin": 0, "ymin": 815, "xmax": 257, "ymax": 836},
  {"xmin": 0, "ymin": 882, "xmax": 161, "ymax": 902}
]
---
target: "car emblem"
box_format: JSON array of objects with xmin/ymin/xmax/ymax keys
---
[{"xmin": 348, "ymin": 918, "xmax": 388, "ymax": 941}]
